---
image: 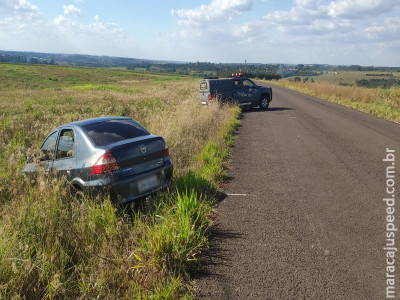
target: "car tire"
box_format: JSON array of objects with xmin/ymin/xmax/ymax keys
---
[
  {"xmin": 70, "ymin": 184, "xmax": 85, "ymax": 200},
  {"xmin": 259, "ymin": 95, "xmax": 270, "ymax": 110}
]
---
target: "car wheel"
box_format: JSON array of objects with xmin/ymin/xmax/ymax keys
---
[
  {"xmin": 259, "ymin": 95, "xmax": 270, "ymax": 110},
  {"xmin": 69, "ymin": 184, "xmax": 85, "ymax": 200}
]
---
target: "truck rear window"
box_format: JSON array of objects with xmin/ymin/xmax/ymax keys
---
[
  {"xmin": 83, "ymin": 119, "xmax": 150, "ymax": 146},
  {"xmin": 200, "ymin": 82, "xmax": 208, "ymax": 90}
]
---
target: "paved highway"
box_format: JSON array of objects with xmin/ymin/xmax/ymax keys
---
[{"xmin": 194, "ymin": 84, "xmax": 400, "ymax": 299}]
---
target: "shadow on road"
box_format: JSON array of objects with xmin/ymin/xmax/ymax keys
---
[
  {"xmin": 194, "ymin": 222, "xmax": 243, "ymax": 278},
  {"xmin": 242, "ymin": 106, "xmax": 292, "ymax": 113}
]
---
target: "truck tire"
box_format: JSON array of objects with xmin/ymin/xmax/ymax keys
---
[{"xmin": 259, "ymin": 95, "xmax": 270, "ymax": 110}]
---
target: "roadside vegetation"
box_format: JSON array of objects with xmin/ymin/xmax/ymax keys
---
[
  {"xmin": 268, "ymin": 72, "xmax": 400, "ymax": 123},
  {"xmin": 0, "ymin": 63, "xmax": 240, "ymax": 299}
]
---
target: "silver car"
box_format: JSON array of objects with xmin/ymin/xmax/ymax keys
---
[{"xmin": 23, "ymin": 116, "xmax": 173, "ymax": 203}]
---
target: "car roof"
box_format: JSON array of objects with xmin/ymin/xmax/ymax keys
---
[{"xmin": 59, "ymin": 116, "xmax": 132, "ymax": 129}]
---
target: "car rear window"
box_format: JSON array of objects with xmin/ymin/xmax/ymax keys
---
[
  {"xmin": 83, "ymin": 119, "xmax": 150, "ymax": 146},
  {"xmin": 200, "ymin": 81, "xmax": 208, "ymax": 90}
]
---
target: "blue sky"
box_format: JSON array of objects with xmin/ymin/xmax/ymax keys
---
[{"xmin": 1, "ymin": 0, "xmax": 399, "ymax": 66}]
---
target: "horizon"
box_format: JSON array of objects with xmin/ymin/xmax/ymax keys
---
[
  {"xmin": 2, "ymin": 49, "xmax": 400, "ymax": 69},
  {"xmin": 1, "ymin": 0, "xmax": 399, "ymax": 67}
]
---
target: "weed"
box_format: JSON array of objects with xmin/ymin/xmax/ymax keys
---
[{"xmin": 141, "ymin": 190, "xmax": 210, "ymax": 274}]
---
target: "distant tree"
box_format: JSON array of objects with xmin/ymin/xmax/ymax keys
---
[
  {"xmin": 297, "ymin": 64, "xmax": 305, "ymax": 70},
  {"xmin": 356, "ymin": 78, "xmax": 400, "ymax": 89},
  {"xmin": 29, "ymin": 58, "xmax": 39, "ymax": 64}
]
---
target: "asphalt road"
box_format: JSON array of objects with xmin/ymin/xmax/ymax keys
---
[{"xmin": 193, "ymin": 84, "xmax": 400, "ymax": 299}]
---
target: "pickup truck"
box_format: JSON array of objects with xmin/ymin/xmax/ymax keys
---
[{"xmin": 198, "ymin": 73, "xmax": 272, "ymax": 109}]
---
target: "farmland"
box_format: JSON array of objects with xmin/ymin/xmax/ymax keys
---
[
  {"xmin": 268, "ymin": 71, "xmax": 400, "ymax": 123},
  {"xmin": 305, "ymin": 70, "xmax": 400, "ymax": 85},
  {"xmin": 292, "ymin": 70, "xmax": 400, "ymax": 86},
  {"xmin": 0, "ymin": 63, "xmax": 240, "ymax": 299}
]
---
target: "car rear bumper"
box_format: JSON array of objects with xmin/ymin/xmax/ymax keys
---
[
  {"xmin": 80, "ymin": 161, "xmax": 173, "ymax": 203},
  {"xmin": 199, "ymin": 92, "xmax": 210, "ymax": 105}
]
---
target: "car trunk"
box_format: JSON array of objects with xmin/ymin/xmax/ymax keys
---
[{"xmin": 108, "ymin": 135, "xmax": 166, "ymax": 176}]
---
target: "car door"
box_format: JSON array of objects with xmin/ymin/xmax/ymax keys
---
[
  {"xmin": 38, "ymin": 130, "xmax": 59, "ymax": 174},
  {"xmin": 242, "ymin": 79, "xmax": 258, "ymax": 105},
  {"xmin": 232, "ymin": 79, "xmax": 248, "ymax": 105},
  {"xmin": 52, "ymin": 127, "xmax": 77, "ymax": 181}
]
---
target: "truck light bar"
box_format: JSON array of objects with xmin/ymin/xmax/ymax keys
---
[{"xmin": 232, "ymin": 72, "xmax": 243, "ymax": 77}]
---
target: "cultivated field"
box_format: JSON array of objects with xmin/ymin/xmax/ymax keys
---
[
  {"xmin": 0, "ymin": 63, "xmax": 240, "ymax": 299},
  {"xmin": 307, "ymin": 70, "xmax": 400, "ymax": 85},
  {"xmin": 268, "ymin": 71, "xmax": 400, "ymax": 123}
]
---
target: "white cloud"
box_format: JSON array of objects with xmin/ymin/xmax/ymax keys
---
[
  {"xmin": 0, "ymin": 0, "xmax": 135, "ymax": 56},
  {"xmin": 63, "ymin": 4, "xmax": 81, "ymax": 17},
  {"xmin": 258, "ymin": 0, "xmax": 400, "ymax": 65},
  {"xmin": 232, "ymin": 20, "xmax": 267, "ymax": 43},
  {"xmin": 0, "ymin": 0, "xmax": 39, "ymax": 17},
  {"xmin": 263, "ymin": 0, "xmax": 400, "ymax": 37},
  {"xmin": 163, "ymin": 0, "xmax": 400, "ymax": 65},
  {"xmin": 265, "ymin": 0, "xmax": 400, "ymax": 30},
  {"xmin": 52, "ymin": 14, "xmax": 123, "ymax": 40},
  {"xmin": 232, "ymin": 22, "xmax": 264, "ymax": 45},
  {"xmin": 90, "ymin": 15, "xmax": 122, "ymax": 35},
  {"xmin": 0, "ymin": 2, "xmax": 141, "ymax": 58},
  {"xmin": 328, "ymin": 0, "xmax": 398, "ymax": 19},
  {"xmin": 264, "ymin": 1, "xmax": 329, "ymax": 29},
  {"xmin": 171, "ymin": 0, "xmax": 253, "ymax": 27},
  {"xmin": 365, "ymin": 17, "xmax": 400, "ymax": 42},
  {"xmin": 165, "ymin": 0, "xmax": 261, "ymax": 61}
]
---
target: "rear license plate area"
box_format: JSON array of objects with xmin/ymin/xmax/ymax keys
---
[{"xmin": 137, "ymin": 175, "xmax": 159, "ymax": 194}]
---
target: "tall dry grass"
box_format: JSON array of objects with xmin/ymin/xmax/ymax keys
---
[
  {"xmin": 273, "ymin": 80, "xmax": 400, "ymax": 123},
  {"xmin": 0, "ymin": 64, "xmax": 240, "ymax": 299},
  {"xmin": 0, "ymin": 78, "xmax": 234, "ymax": 199}
]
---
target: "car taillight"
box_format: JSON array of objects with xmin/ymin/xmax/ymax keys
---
[
  {"xmin": 208, "ymin": 94, "xmax": 212, "ymax": 102},
  {"xmin": 90, "ymin": 153, "xmax": 120, "ymax": 175},
  {"xmin": 164, "ymin": 142, "xmax": 169, "ymax": 157}
]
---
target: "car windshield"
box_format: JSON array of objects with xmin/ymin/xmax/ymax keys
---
[{"xmin": 83, "ymin": 119, "xmax": 150, "ymax": 146}]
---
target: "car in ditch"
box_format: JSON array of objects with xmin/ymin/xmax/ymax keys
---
[
  {"xmin": 199, "ymin": 73, "xmax": 273, "ymax": 110},
  {"xmin": 23, "ymin": 116, "xmax": 173, "ymax": 203}
]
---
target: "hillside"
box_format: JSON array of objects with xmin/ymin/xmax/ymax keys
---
[{"xmin": 2, "ymin": 50, "xmax": 400, "ymax": 80}]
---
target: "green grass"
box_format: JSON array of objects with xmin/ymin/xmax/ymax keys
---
[
  {"xmin": 154, "ymin": 76, "xmax": 186, "ymax": 82},
  {"xmin": 0, "ymin": 63, "xmax": 187, "ymax": 91},
  {"xmin": 0, "ymin": 63, "xmax": 241, "ymax": 299},
  {"xmin": 292, "ymin": 70, "xmax": 400, "ymax": 86},
  {"xmin": 70, "ymin": 84, "xmax": 143, "ymax": 94}
]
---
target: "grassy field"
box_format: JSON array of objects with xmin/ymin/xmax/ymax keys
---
[
  {"xmin": 307, "ymin": 70, "xmax": 400, "ymax": 85},
  {"xmin": 0, "ymin": 63, "xmax": 240, "ymax": 299},
  {"xmin": 268, "ymin": 71, "xmax": 400, "ymax": 123}
]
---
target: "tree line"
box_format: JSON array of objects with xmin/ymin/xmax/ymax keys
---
[
  {"xmin": 0, "ymin": 54, "xmax": 54, "ymax": 65},
  {"xmin": 1, "ymin": 50, "xmax": 400, "ymax": 81}
]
